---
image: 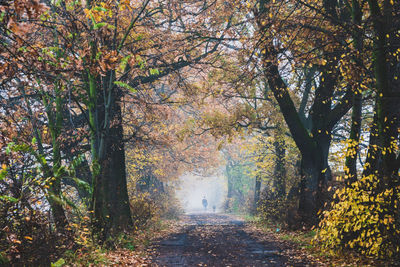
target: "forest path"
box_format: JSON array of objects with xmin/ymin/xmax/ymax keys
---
[{"xmin": 148, "ymin": 213, "xmax": 316, "ymax": 267}]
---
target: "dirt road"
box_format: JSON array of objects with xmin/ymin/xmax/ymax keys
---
[{"xmin": 149, "ymin": 213, "xmax": 315, "ymax": 267}]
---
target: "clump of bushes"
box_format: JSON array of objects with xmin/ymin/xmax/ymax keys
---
[
  {"xmin": 130, "ymin": 192, "xmax": 157, "ymax": 230},
  {"xmin": 258, "ymin": 191, "xmax": 287, "ymax": 223},
  {"xmin": 257, "ymin": 189, "xmax": 300, "ymax": 229},
  {"xmin": 223, "ymin": 194, "xmax": 254, "ymax": 214},
  {"xmin": 315, "ymin": 175, "xmax": 400, "ymax": 258},
  {"xmin": 0, "ymin": 197, "xmax": 72, "ymax": 265},
  {"xmin": 130, "ymin": 188, "xmax": 183, "ymax": 230},
  {"xmin": 157, "ymin": 191, "xmax": 183, "ymax": 220},
  {"xmin": 0, "ymin": 169, "xmax": 74, "ymax": 265}
]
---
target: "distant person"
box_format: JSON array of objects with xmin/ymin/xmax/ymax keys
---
[
  {"xmin": 202, "ymin": 196, "xmax": 208, "ymax": 211},
  {"xmin": 212, "ymin": 205, "xmax": 216, "ymax": 212}
]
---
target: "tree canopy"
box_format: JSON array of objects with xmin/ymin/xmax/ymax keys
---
[{"xmin": 0, "ymin": 0, "xmax": 399, "ymax": 264}]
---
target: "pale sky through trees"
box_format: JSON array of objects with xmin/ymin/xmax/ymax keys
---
[{"xmin": 175, "ymin": 170, "xmax": 227, "ymax": 213}]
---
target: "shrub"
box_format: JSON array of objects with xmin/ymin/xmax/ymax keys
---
[
  {"xmin": 258, "ymin": 191, "xmax": 287, "ymax": 223},
  {"xmin": 0, "ymin": 206, "xmax": 65, "ymax": 265},
  {"xmin": 130, "ymin": 193, "xmax": 156, "ymax": 230},
  {"xmin": 257, "ymin": 190, "xmax": 300, "ymax": 229},
  {"xmin": 157, "ymin": 192, "xmax": 183, "ymax": 220},
  {"xmin": 315, "ymin": 175, "xmax": 400, "ymax": 258}
]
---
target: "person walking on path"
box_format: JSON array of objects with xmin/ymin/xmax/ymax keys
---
[{"xmin": 202, "ymin": 196, "xmax": 208, "ymax": 211}]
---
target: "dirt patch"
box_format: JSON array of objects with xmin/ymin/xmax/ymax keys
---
[{"xmin": 148, "ymin": 213, "xmax": 318, "ymax": 266}]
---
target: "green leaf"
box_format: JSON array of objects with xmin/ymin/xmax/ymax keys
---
[
  {"xmin": 48, "ymin": 193, "xmax": 64, "ymax": 206},
  {"xmin": 119, "ymin": 55, "xmax": 131, "ymax": 72},
  {"xmin": 0, "ymin": 251, "xmax": 10, "ymax": 264},
  {"xmin": 136, "ymin": 55, "xmax": 146, "ymax": 69},
  {"xmin": 71, "ymin": 154, "xmax": 85, "ymax": 170},
  {"xmin": 93, "ymin": 6, "xmax": 108, "ymax": 12},
  {"xmin": 73, "ymin": 177, "xmax": 91, "ymax": 193},
  {"xmin": 0, "ymin": 195, "xmax": 19, "ymax": 203},
  {"xmin": 149, "ymin": 68, "xmax": 160, "ymax": 75},
  {"xmin": 5, "ymin": 142, "xmax": 14, "ymax": 154},
  {"xmin": 51, "ymin": 0, "xmax": 62, "ymax": 7},
  {"xmin": 136, "ymin": 34, "xmax": 144, "ymax": 41},
  {"xmin": 0, "ymin": 12, "xmax": 6, "ymax": 23},
  {"xmin": 90, "ymin": 14, "xmax": 97, "ymax": 28},
  {"xmin": 94, "ymin": 22, "xmax": 107, "ymax": 30},
  {"xmin": 95, "ymin": 51, "xmax": 102, "ymax": 60},
  {"xmin": 107, "ymin": 24, "xmax": 116, "ymax": 30},
  {"xmin": 114, "ymin": 81, "xmax": 137, "ymax": 93},
  {"xmin": 51, "ymin": 258, "xmax": 65, "ymax": 267},
  {"xmin": 0, "ymin": 168, "xmax": 7, "ymax": 180},
  {"xmin": 54, "ymin": 166, "xmax": 65, "ymax": 177}
]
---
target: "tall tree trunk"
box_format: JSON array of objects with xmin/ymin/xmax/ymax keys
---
[
  {"xmin": 273, "ymin": 130, "xmax": 286, "ymax": 197},
  {"xmin": 298, "ymin": 157, "xmax": 319, "ymax": 225},
  {"xmin": 345, "ymin": 94, "xmax": 362, "ymax": 185},
  {"xmin": 297, "ymin": 140, "xmax": 328, "ymax": 225},
  {"xmin": 22, "ymin": 81, "xmax": 68, "ymax": 231},
  {"xmin": 256, "ymin": 0, "xmax": 352, "ymax": 225},
  {"xmin": 89, "ymin": 71, "xmax": 132, "ymax": 239},
  {"xmin": 253, "ymin": 172, "xmax": 261, "ymax": 212},
  {"xmin": 363, "ymin": 2, "xmax": 400, "ymax": 246},
  {"xmin": 93, "ymin": 113, "xmax": 132, "ymax": 237},
  {"xmin": 367, "ymin": 0, "xmax": 400, "ymax": 185},
  {"xmin": 42, "ymin": 82, "xmax": 68, "ymax": 231},
  {"xmin": 226, "ymin": 161, "xmax": 233, "ymax": 199},
  {"xmin": 345, "ymin": 0, "xmax": 364, "ymax": 185},
  {"xmin": 362, "ymin": 110, "xmax": 380, "ymax": 178}
]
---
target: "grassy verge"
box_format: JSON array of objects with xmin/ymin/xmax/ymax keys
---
[{"xmin": 245, "ymin": 217, "xmax": 396, "ymax": 267}]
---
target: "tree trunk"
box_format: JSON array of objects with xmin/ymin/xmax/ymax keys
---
[
  {"xmin": 226, "ymin": 161, "xmax": 234, "ymax": 199},
  {"xmin": 45, "ymin": 82, "xmax": 68, "ymax": 231},
  {"xmin": 93, "ymin": 88, "xmax": 132, "ymax": 239},
  {"xmin": 297, "ymin": 151, "xmax": 325, "ymax": 225},
  {"xmin": 253, "ymin": 173, "xmax": 261, "ymax": 212},
  {"xmin": 89, "ymin": 71, "xmax": 132, "ymax": 239},
  {"xmin": 367, "ymin": 0, "xmax": 400, "ymax": 186},
  {"xmin": 362, "ymin": 111, "xmax": 380, "ymax": 178},
  {"xmin": 297, "ymin": 132, "xmax": 332, "ymax": 225},
  {"xmin": 345, "ymin": 93, "xmax": 362, "ymax": 185},
  {"xmin": 256, "ymin": 0, "xmax": 352, "ymax": 225},
  {"xmin": 273, "ymin": 131, "xmax": 286, "ymax": 197},
  {"xmin": 344, "ymin": 0, "xmax": 363, "ymax": 186},
  {"xmin": 298, "ymin": 158, "xmax": 318, "ymax": 225}
]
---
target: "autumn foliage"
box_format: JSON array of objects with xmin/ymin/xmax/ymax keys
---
[{"xmin": 0, "ymin": 0, "xmax": 400, "ymax": 264}]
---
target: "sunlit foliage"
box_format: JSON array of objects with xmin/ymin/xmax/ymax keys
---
[{"xmin": 316, "ymin": 175, "xmax": 400, "ymax": 258}]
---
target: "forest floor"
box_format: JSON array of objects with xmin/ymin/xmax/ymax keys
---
[
  {"xmin": 102, "ymin": 213, "xmax": 397, "ymax": 266},
  {"xmin": 145, "ymin": 213, "xmax": 320, "ymax": 266}
]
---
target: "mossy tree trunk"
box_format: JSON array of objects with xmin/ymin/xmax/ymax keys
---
[
  {"xmin": 45, "ymin": 81, "xmax": 68, "ymax": 231},
  {"xmin": 87, "ymin": 70, "xmax": 132, "ymax": 239},
  {"xmin": 22, "ymin": 78, "xmax": 68, "ymax": 232}
]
